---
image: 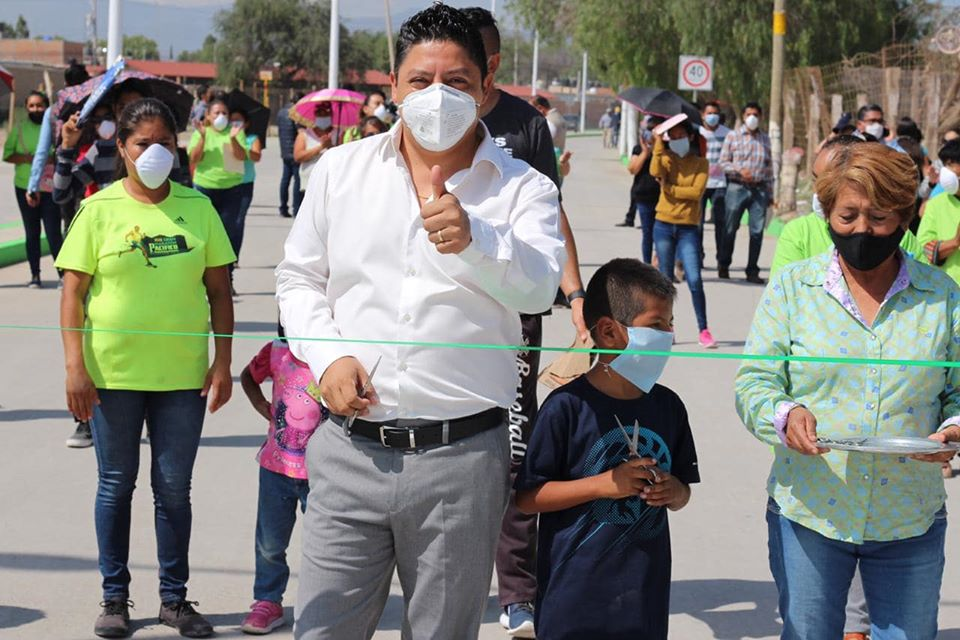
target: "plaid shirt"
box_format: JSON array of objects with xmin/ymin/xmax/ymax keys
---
[
  {"xmin": 699, "ymin": 124, "xmax": 731, "ymax": 189},
  {"xmin": 720, "ymin": 125, "xmax": 773, "ymax": 185}
]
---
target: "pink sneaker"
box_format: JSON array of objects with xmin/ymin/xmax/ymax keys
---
[
  {"xmin": 241, "ymin": 600, "xmax": 284, "ymax": 635},
  {"xmin": 699, "ymin": 329, "xmax": 717, "ymax": 349}
]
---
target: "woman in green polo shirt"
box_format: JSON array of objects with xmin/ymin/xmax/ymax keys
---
[
  {"xmin": 3, "ymin": 90, "xmax": 61, "ymax": 288},
  {"xmin": 57, "ymin": 98, "xmax": 235, "ymax": 639},
  {"xmin": 187, "ymin": 97, "xmax": 249, "ymax": 281}
]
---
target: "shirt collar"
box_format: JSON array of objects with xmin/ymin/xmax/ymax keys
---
[
  {"xmin": 382, "ymin": 120, "xmax": 504, "ymax": 179},
  {"xmin": 799, "ymin": 248, "xmax": 932, "ymax": 293}
]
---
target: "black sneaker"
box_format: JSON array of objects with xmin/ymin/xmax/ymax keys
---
[
  {"xmin": 159, "ymin": 600, "xmax": 213, "ymax": 638},
  {"xmin": 745, "ymin": 273, "xmax": 767, "ymax": 285},
  {"xmin": 66, "ymin": 421, "xmax": 94, "ymax": 448},
  {"xmin": 614, "ymin": 221, "xmax": 634, "ymax": 227},
  {"xmin": 27, "ymin": 275, "xmax": 41, "ymax": 289},
  {"xmin": 718, "ymin": 267, "xmax": 730, "ymax": 279},
  {"xmin": 279, "ymin": 209, "xmax": 292, "ymax": 218},
  {"xmin": 95, "ymin": 599, "xmax": 132, "ymax": 638}
]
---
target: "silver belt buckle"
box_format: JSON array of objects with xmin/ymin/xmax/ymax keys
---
[{"xmin": 379, "ymin": 425, "xmax": 416, "ymax": 449}]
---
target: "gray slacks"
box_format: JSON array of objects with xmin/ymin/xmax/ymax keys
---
[
  {"xmin": 845, "ymin": 567, "xmax": 870, "ymax": 633},
  {"xmin": 294, "ymin": 421, "xmax": 511, "ymax": 640}
]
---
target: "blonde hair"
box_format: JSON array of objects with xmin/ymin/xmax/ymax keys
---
[{"xmin": 815, "ymin": 142, "xmax": 918, "ymax": 224}]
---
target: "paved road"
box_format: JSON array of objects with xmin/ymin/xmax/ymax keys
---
[{"xmin": 1, "ymin": 135, "xmax": 958, "ymax": 639}]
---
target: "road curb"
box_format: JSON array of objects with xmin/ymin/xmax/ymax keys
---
[{"xmin": 0, "ymin": 235, "xmax": 50, "ymax": 268}]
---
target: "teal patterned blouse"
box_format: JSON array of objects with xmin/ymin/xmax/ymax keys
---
[{"xmin": 735, "ymin": 251, "xmax": 960, "ymax": 543}]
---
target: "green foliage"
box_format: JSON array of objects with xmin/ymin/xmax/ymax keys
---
[
  {"xmin": 0, "ymin": 14, "xmax": 29, "ymax": 39},
  {"xmin": 347, "ymin": 30, "xmax": 391, "ymax": 73},
  {"xmin": 123, "ymin": 35, "xmax": 160, "ymax": 61},
  {"xmin": 179, "ymin": 35, "xmax": 218, "ymax": 63},
  {"xmin": 508, "ymin": 0, "xmax": 933, "ymax": 108}
]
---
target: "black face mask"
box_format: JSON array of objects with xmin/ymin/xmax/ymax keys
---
[
  {"xmin": 828, "ymin": 224, "xmax": 905, "ymax": 271},
  {"xmin": 28, "ymin": 110, "xmax": 44, "ymax": 125}
]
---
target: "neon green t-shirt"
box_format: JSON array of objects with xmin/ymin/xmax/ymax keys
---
[
  {"xmin": 188, "ymin": 127, "xmax": 250, "ymax": 190},
  {"xmin": 55, "ymin": 180, "xmax": 237, "ymax": 391},
  {"xmin": 917, "ymin": 193, "xmax": 960, "ymax": 285},
  {"xmin": 3, "ymin": 119, "xmax": 44, "ymax": 190},
  {"xmin": 770, "ymin": 213, "xmax": 927, "ymax": 276}
]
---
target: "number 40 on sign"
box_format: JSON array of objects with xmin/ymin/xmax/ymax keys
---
[{"xmin": 678, "ymin": 55, "xmax": 713, "ymax": 92}]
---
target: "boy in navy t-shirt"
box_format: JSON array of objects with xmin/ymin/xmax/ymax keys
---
[{"xmin": 516, "ymin": 258, "xmax": 700, "ymax": 640}]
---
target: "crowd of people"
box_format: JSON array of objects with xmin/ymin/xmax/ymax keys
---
[{"xmin": 4, "ymin": 3, "xmax": 960, "ymax": 640}]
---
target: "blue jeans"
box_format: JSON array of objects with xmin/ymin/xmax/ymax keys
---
[
  {"xmin": 766, "ymin": 499, "xmax": 946, "ymax": 640},
  {"xmin": 91, "ymin": 389, "xmax": 206, "ymax": 602},
  {"xmin": 195, "ymin": 184, "xmax": 244, "ymax": 265},
  {"xmin": 701, "ymin": 187, "xmax": 726, "ymax": 264},
  {"xmin": 15, "ymin": 187, "xmax": 62, "ymax": 277},
  {"xmin": 653, "ymin": 220, "xmax": 708, "ymax": 331},
  {"xmin": 719, "ymin": 182, "xmax": 769, "ymax": 275},
  {"xmin": 636, "ymin": 201, "xmax": 657, "ymax": 263},
  {"xmin": 236, "ymin": 181, "xmax": 254, "ymax": 259},
  {"xmin": 279, "ymin": 158, "xmax": 302, "ymax": 216},
  {"xmin": 254, "ymin": 466, "xmax": 309, "ymax": 603}
]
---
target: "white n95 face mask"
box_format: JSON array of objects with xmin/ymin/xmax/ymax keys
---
[
  {"xmin": 212, "ymin": 113, "xmax": 229, "ymax": 131},
  {"xmin": 745, "ymin": 114, "xmax": 760, "ymax": 131},
  {"xmin": 399, "ymin": 83, "xmax": 479, "ymax": 153},
  {"xmin": 97, "ymin": 120, "xmax": 116, "ymax": 140},
  {"xmin": 940, "ymin": 166, "xmax": 960, "ymax": 196},
  {"xmin": 864, "ymin": 122, "xmax": 885, "ymax": 140},
  {"xmin": 134, "ymin": 144, "xmax": 175, "ymax": 190}
]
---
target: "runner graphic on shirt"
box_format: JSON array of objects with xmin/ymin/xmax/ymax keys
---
[{"xmin": 118, "ymin": 225, "xmax": 192, "ymax": 268}]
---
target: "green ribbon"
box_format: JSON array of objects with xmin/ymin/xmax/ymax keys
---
[{"xmin": 1, "ymin": 323, "xmax": 958, "ymax": 369}]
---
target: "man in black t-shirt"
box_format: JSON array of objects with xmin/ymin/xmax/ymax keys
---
[{"xmin": 465, "ymin": 8, "xmax": 587, "ymax": 638}]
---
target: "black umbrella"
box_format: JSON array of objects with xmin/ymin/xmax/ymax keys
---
[
  {"xmin": 55, "ymin": 70, "xmax": 194, "ymax": 131},
  {"xmin": 618, "ymin": 87, "xmax": 702, "ymax": 127},
  {"xmin": 226, "ymin": 89, "xmax": 270, "ymax": 148}
]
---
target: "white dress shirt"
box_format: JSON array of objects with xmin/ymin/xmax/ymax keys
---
[{"xmin": 276, "ymin": 123, "xmax": 565, "ymax": 421}]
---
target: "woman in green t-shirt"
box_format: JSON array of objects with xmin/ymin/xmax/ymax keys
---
[
  {"xmin": 187, "ymin": 97, "xmax": 249, "ymax": 280},
  {"xmin": 57, "ymin": 98, "xmax": 235, "ymax": 639},
  {"xmin": 2, "ymin": 90, "xmax": 62, "ymax": 288}
]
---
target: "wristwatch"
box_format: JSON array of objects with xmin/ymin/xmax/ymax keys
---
[{"xmin": 565, "ymin": 289, "xmax": 586, "ymax": 304}]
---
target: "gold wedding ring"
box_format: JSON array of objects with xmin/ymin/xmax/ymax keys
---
[{"xmin": 438, "ymin": 229, "xmax": 445, "ymax": 243}]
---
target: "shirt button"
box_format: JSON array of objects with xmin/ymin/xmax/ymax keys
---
[
  {"xmin": 870, "ymin": 335, "xmax": 877, "ymax": 341},
  {"xmin": 406, "ymin": 267, "xmax": 416, "ymax": 277},
  {"xmin": 867, "ymin": 402, "xmax": 875, "ymax": 410},
  {"xmin": 398, "ymin": 363, "xmax": 408, "ymax": 372},
  {"xmin": 863, "ymin": 474, "xmax": 870, "ymax": 480},
  {"xmin": 870, "ymin": 368, "xmax": 878, "ymax": 375},
  {"xmin": 401, "ymin": 313, "xmax": 411, "ymax": 323}
]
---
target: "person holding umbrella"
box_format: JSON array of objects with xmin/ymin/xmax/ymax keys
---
[
  {"xmin": 188, "ymin": 96, "xmax": 251, "ymax": 287},
  {"xmin": 649, "ymin": 113, "xmax": 716, "ymax": 349},
  {"xmin": 293, "ymin": 102, "xmax": 336, "ymax": 204}
]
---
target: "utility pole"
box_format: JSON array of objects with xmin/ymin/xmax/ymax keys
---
[
  {"xmin": 491, "ymin": 0, "xmax": 496, "ymax": 15},
  {"xmin": 107, "ymin": 0, "xmax": 122, "ymax": 64},
  {"xmin": 770, "ymin": 0, "xmax": 786, "ymax": 209},
  {"xmin": 328, "ymin": 0, "xmax": 340, "ymax": 89},
  {"xmin": 86, "ymin": 0, "xmax": 97, "ymax": 66},
  {"xmin": 384, "ymin": 0, "xmax": 396, "ymax": 72},
  {"xmin": 512, "ymin": 30, "xmax": 519, "ymax": 86},
  {"xmin": 530, "ymin": 29, "xmax": 539, "ymax": 97},
  {"xmin": 579, "ymin": 51, "xmax": 588, "ymax": 133}
]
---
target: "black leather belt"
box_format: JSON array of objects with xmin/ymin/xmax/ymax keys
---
[{"xmin": 330, "ymin": 407, "xmax": 506, "ymax": 449}]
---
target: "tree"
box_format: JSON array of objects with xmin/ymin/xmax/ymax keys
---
[
  {"xmin": 347, "ymin": 30, "xmax": 390, "ymax": 73},
  {"xmin": 123, "ymin": 35, "xmax": 160, "ymax": 60},
  {"xmin": 508, "ymin": 0, "xmax": 932, "ymax": 108},
  {"xmin": 179, "ymin": 35, "xmax": 218, "ymax": 63},
  {"xmin": 14, "ymin": 15, "xmax": 29, "ymax": 39}
]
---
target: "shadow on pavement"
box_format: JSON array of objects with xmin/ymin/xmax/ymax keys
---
[
  {"xmin": 671, "ymin": 578, "xmax": 780, "ymax": 639},
  {"xmin": 939, "ymin": 631, "xmax": 960, "ymax": 639},
  {"xmin": 235, "ymin": 321, "xmax": 283, "ymax": 333},
  {"xmin": 374, "ymin": 594, "xmax": 502, "ymax": 631},
  {"xmin": 0, "ymin": 605, "xmax": 45, "ymax": 629},
  {"xmin": 0, "ymin": 552, "xmax": 255, "ymax": 577},
  {"xmin": 0, "ymin": 409, "xmax": 73, "ymax": 422},
  {"xmin": 199, "ymin": 434, "xmax": 265, "ymax": 448}
]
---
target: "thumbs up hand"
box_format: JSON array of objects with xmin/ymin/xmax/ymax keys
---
[{"xmin": 421, "ymin": 164, "xmax": 472, "ymax": 255}]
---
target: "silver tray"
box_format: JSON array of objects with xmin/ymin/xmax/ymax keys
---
[{"xmin": 816, "ymin": 436, "xmax": 960, "ymax": 455}]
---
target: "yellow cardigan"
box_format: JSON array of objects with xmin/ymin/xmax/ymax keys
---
[{"xmin": 649, "ymin": 136, "xmax": 708, "ymax": 226}]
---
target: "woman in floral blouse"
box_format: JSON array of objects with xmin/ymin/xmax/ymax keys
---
[{"xmin": 735, "ymin": 142, "xmax": 960, "ymax": 640}]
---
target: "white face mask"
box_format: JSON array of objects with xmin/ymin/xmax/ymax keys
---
[
  {"xmin": 211, "ymin": 113, "xmax": 229, "ymax": 131},
  {"xmin": 812, "ymin": 192, "xmax": 824, "ymax": 218},
  {"xmin": 315, "ymin": 116, "xmax": 332, "ymax": 130},
  {"xmin": 668, "ymin": 137, "xmax": 690, "ymax": 157},
  {"xmin": 97, "ymin": 120, "xmax": 116, "ymax": 140},
  {"xmin": 230, "ymin": 120, "xmax": 244, "ymax": 130},
  {"xmin": 399, "ymin": 83, "xmax": 479, "ymax": 153},
  {"xmin": 373, "ymin": 103, "xmax": 393, "ymax": 124},
  {"xmin": 940, "ymin": 165, "xmax": 960, "ymax": 196},
  {"xmin": 864, "ymin": 122, "xmax": 885, "ymax": 140},
  {"xmin": 744, "ymin": 114, "xmax": 760, "ymax": 131},
  {"xmin": 133, "ymin": 143, "xmax": 175, "ymax": 190}
]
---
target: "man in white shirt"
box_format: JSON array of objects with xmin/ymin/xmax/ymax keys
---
[{"xmin": 275, "ymin": 4, "xmax": 565, "ymax": 639}]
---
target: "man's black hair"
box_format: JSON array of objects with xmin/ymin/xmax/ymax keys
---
[
  {"xmin": 742, "ymin": 101, "xmax": 763, "ymax": 116},
  {"xmin": 822, "ymin": 134, "xmax": 865, "ymax": 152},
  {"xmin": 461, "ymin": 7, "xmax": 500, "ymax": 55},
  {"xmin": 65, "ymin": 59, "xmax": 90, "ymax": 87},
  {"xmin": 26, "ymin": 90, "xmax": 49, "ymax": 109},
  {"xmin": 895, "ymin": 116, "xmax": 923, "ymax": 143},
  {"xmin": 395, "ymin": 3, "xmax": 488, "ymax": 77},
  {"xmin": 857, "ymin": 103, "xmax": 884, "ymax": 121},
  {"xmin": 583, "ymin": 259, "xmax": 676, "ymax": 334},
  {"xmin": 532, "ymin": 96, "xmax": 550, "ymax": 110},
  {"xmin": 365, "ymin": 89, "xmax": 386, "ymax": 106},
  {"xmin": 940, "ymin": 139, "xmax": 960, "ymax": 165},
  {"xmin": 703, "ymin": 100, "xmax": 721, "ymax": 111}
]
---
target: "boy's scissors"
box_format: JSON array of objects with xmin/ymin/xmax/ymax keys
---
[
  {"xmin": 344, "ymin": 356, "xmax": 382, "ymax": 433},
  {"xmin": 614, "ymin": 415, "xmax": 660, "ymax": 483}
]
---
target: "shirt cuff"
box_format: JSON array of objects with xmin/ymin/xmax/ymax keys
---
[
  {"xmin": 774, "ymin": 401, "xmax": 799, "ymax": 446},
  {"xmin": 57, "ymin": 147, "xmax": 78, "ymax": 161},
  {"xmin": 459, "ymin": 214, "xmax": 510, "ymax": 266},
  {"xmin": 938, "ymin": 416, "xmax": 960, "ymax": 432}
]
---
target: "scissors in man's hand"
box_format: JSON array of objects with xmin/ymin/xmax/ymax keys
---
[
  {"xmin": 615, "ymin": 415, "xmax": 659, "ymax": 484},
  {"xmin": 344, "ymin": 356, "xmax": 382, "ymax": 433}
]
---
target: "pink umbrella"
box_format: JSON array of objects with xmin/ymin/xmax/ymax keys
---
[{"xmin": 290, "ymin": 88, "xmax": 366, "ymax": 130}]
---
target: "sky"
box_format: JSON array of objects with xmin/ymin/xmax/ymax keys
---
[{"xmin": 0, "ymin": 0, "xmax": 508, "ymax": 59}]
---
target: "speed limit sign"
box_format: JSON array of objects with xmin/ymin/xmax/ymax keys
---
[{"xmin": 678, "ymin": 55, "xmax": 713, "ymax": 92}]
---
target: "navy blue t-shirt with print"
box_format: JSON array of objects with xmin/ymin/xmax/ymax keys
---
[{"xmin": 516, "ymin": 376, "xmax": 700, "ymax": 640}]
